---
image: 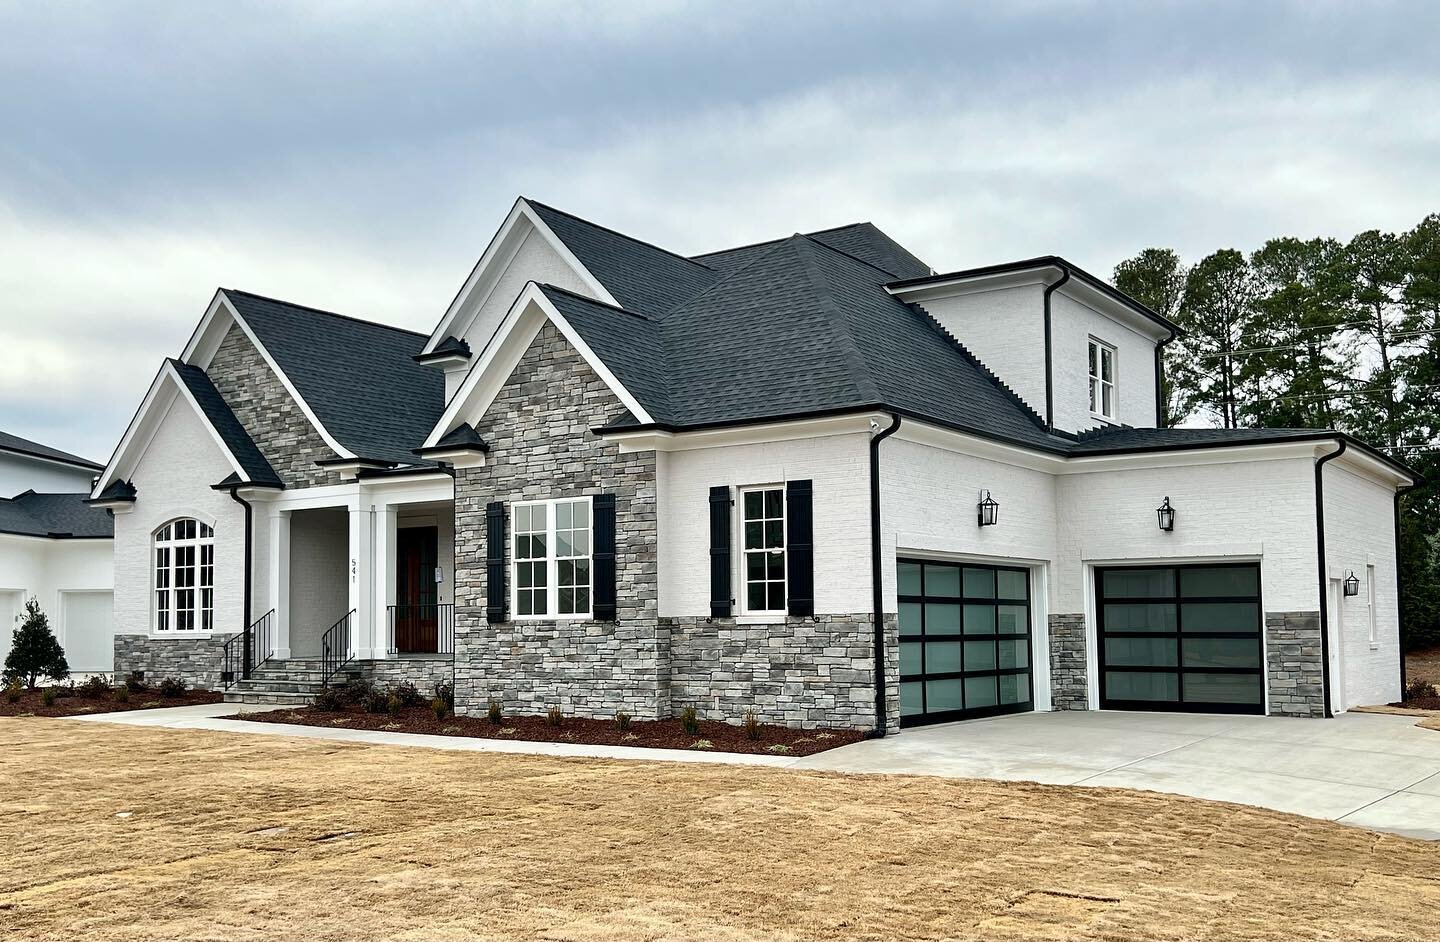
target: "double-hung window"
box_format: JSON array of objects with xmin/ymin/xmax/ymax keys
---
[
  {"xmin": 512, "ymin": 497, "xmax": 592, "ymax": 618},
  {"xmin": 741, "ymin": 486, "xmax": 785, "ymax": 614},
  {"xmin": 154, "ymin": 518, "xmax": 214, "ymax": 632},
  {"xmin": 1088, "ymin": 338, "xmax": 1116, "ymax": 421}
]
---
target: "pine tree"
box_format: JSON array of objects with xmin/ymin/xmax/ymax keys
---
[
  {"xmin": 3, "ymin": 598, "xmax": 69, "ymax": 689},
  {"xmin": 1114, "ymin": 248, "xmax": 1191, "ymax": 425}
]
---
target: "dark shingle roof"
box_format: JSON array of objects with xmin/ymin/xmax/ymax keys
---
[
  {"xmin": 170, "ymin": 360, "xmax": 282, "ymax": 487},
  {"xmin": 1067, "ymin": 426, "xmax": 1337, "ymax": 453},
  {"xmin": 222, "ymin": 290, "xmax": 445, "ymax": 467},
  {"xmin": 692, "ymin": 222, "xmax": 933, "ymax": 280},
  {"xmin": 91, "ymin": 480, "xmax": 136, "ymax": 503},
  {"xmin": 526, "ymin": 200, "xmax": 718, "ymax": 315},
  {"xmin": 0, "ymin": 431, "xmax": 101, "ymax": 470},
  {"xmin": 0, "ymin": 491, "xmax": 113, "ymax": 539}
]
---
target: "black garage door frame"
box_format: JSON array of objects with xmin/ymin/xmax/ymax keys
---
[{"xmin": 1095, "ymin": 562, "xmax": 1266, "ymax": 715}]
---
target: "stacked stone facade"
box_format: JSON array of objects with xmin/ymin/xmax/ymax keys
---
[
  {"xmin": 1048, "ymin": 613, "xmax": 1088, "ymax": 710},
  {"xmin": 208, "ymin": 324, "xmax": 343, "ymax": 488},
  {"xmin": 1265, "ymin": 610, "xmax": 1325, "ymax": 717},
  {"xmin": 114, "ymin": 635, "xmax": 229, "ymax": 690}
]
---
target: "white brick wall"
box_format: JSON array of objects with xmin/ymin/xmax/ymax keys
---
[
  {"xmin": 656, "ymin": 432, "xmax": 871, "ymax": 617},
  {"xmin": 916, "ymin": 284, "xmax": 1046, "ymax": 415},
  {"xmin": 113, "ymin": 397, "xmax": 245, "ymax": 639},
  {"xmin": 1323, "ymin": 460, "xmax": 1402, "ymax": 707},
  {"xmin": 1050, "ymin": 291, "xmax": 1158, "ymax": 432}
]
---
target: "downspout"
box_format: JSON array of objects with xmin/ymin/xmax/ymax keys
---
[
  {"xmin": 1394, "ymin": 480, "xmax": 1417, "ymax": 695},
  {"xmin": 1154, "ymin": 326, "xmax": 1178, "ymax": 428},
  {"xmin": 869, "ymin": 413, "xmax": 902, "ymax": 737},
  {"xmin": 228, "ymin": 485, "xmax": 254, "ymax": 679},
  {"xmin": 1042, "ymin": 264, "xmax": 1071, "ymax": 430},
  {"xmin": 1314, "ymin": 440, "xmax": 1346, "ymax": 719}
]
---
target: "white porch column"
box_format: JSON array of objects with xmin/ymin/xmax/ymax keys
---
[
  {"xmin": 349, "ymin": 505, "xmax": 375, "ymax": 659},
  {"xmin": 373, "ymin": 505, "xmax": 398, "ymax": 659},
  {"xmin": 269, "ymin": 508, "xmax": 291, "ymax": 659}
]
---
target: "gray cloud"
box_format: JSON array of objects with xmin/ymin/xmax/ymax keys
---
[{"xmin": 1, "ymin": 0, "xmax": 1438, "ymax": 464}]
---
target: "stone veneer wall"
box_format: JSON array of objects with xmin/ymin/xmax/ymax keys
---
[
  {"xmin": 363, "ymin": 658, "xmax": 455, "ymax": 693},
  {"xmin": 665, "ymin": 613, "xmax": 898, "ymax": 731},
  {"xmin": 453, "ymin": 321, "xmax": 662, "ymax": 720},
  {"xmin": 1265, "ymin": 610, "xmax": 1325, "ymax": 717},
  {"xmin": 1048, "ymin": 614, "xmax": 1088, "ymax": 710},
  {"xmin": 208, "ymin": 324, "xmax": 342, "ymax": 488},
  {"xmin": 114, "ymin": 635, "xmax": 230, "ymax": 690}
]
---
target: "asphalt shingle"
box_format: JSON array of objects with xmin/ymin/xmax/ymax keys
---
[
  {"xmin": 0, "ymin": 491, "xmax": 113, "ymax": 539},
  {"xmin": 170, "ymin": 360, "xmax": 282, "ymax": 487}
]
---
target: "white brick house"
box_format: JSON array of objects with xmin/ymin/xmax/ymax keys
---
[{"xmin": 91, "ymin": 197, "xmax": 1414, "ymax": 730}]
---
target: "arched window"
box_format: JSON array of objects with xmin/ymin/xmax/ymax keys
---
[{"xmin": 154, "ymin": 518, "xmax": 215, "ymax": 632}]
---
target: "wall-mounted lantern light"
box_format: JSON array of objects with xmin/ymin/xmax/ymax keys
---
[
  {"xmin": 1343, "ymin": 571, "xmax": 1360, "ymax": 597},
  {"xmin": 1156, "ymin": 496, "xmax": 1176, "ymax": 532},
  {"xmin": 977, "ymin": 490, "xmax": 999, "ymax": 527}
]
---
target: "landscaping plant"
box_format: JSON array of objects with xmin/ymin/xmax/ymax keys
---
[
  {"xmin": 681, "ymin": 705, "xmax": 699, "ymax": 735},
  {"xmin": 40, "ymin": 687, "xmax": 57, "ymax": 706},
  {"xmin": 4, "ymin": 680, "xmax": 20, "ymax": 703},
  {"xmin": 124, "ymin": 671, "xmax": 148, "ymax": 693},
  {"xmin": 487, "ymin": 699, "xmax": 503, "ymax": 725},
  {"xmin": 312, "ymin": 687, "xmax": 345, "ymax": 712},
  {"xmin": 363, "ymin": 687, "xmax": 390, "ymax": 714},
  {"xmin": 743, "ymin": 709, "xmax": 761, "ymax": 741},
  {"xmin": 546, "ymin": 705, "xmax": 563, "ymax": 727},
  {"xmin": 2, "ymin": 598, "xmax": 69, "ymax": 689},
  {"xmin": 78, "ymin": 675, "xmax": 111, "ymax": 698},
  {"xmin": 158, "ymin": 677, "xmax": 187, "ymax": 698},
  {"xmin": 1404, "ymin": 678, "xmax": 1438, "ymax": 702},
  {"xmin": 613, "ymin": 711, "xmax": 631, "ymax": 731},
  {"xmin": 386, "ymin": 691, "xmax": 403, "ymax": 716},
  {"xmin": 392, "ymin": 680, "xmax": 423, "ymax": 708},
  {"xmin": 432, "ymin": 680, "xmax": 454, "ymax": 713},
  {"xmin": 112, "ymin": 685, "xmax": 129, "ymax": 704},
  {"xmin": 430, "ymin": 696, "xmax": 448, "ymax": 721},
  {"xmin": 339, "ymin": 677, "xmax": 375, "ymax": 705}
]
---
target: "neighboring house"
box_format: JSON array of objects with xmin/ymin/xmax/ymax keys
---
[
  {"xmin": 0, "ymin": 432, "xmax": 114, "ymax": 672},
  {"xmin": 90, "ymin": 197, "xmax": 1414, "ymax": 730}
]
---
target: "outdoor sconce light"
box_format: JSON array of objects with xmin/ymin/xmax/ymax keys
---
[
  {"xmin": 1156, "ymin": 496, "xmax": 1176, "ymax": 532},
  {"xmin": 1343, "ymin": 571, "xmax": 1360, "ymax": 597},
  {"xmin": 977, "ymin": 489, "xmax": 999, "ymax": 527}
]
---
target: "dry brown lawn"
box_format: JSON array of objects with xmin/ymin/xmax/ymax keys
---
[{"xmin": 4, "ymin": 718, "xmax": 1440, "ymax": 942}]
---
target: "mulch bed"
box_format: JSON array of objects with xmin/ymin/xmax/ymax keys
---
[
  {"xmin": 0, "ymin": 686, "xmax": 223, "ymax": 717},
  {"xmin": 234, "ymin": 704, "xmax": 865, "ymax": 756}
]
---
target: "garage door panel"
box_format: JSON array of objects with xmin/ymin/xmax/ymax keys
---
[
  {"xmin": 1098, "ymin": 563, "xmax": 1264, "ymax": 715},
  {"xmin": 899, "ymin": 558, "xmax": 1034, "ymax": 726}
]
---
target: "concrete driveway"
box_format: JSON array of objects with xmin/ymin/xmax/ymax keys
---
[{"xmin": 795, "ymin": 710, "xmax": 1440, "ymax": 840}]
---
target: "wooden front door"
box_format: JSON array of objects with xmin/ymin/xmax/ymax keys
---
[{"xmin": 395, "ymin": 526, "xmax": 439, "ymax": 653}]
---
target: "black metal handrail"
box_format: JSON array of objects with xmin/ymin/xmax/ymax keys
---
[
  {"xmin": 221, "ymin": 609, "xmax": 277, "ymax": 689},
  {"xmin": 320, "ymin": 609, "xmax": 356, "ymax": 687},
  {"xmin": 387, "ymin": 603, "xmax": 455, "ymax": 656}
]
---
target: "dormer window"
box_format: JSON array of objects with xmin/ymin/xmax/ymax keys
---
[{"xmin": 1088, "ymin": 339, "xmax": 1115, "ymax": 421}]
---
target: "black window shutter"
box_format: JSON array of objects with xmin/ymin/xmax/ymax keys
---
[
  {"xmin": 485, "ymin": 501, "xmax": 507, "ymax": 624},
  {"xmin": 709, "ymin": 485, "xmax": 732, "ymax": 617},
  {"xmin": 592, "ymin": 493, "xmax": 617, "ymax": 620},
  {"xmin": 786, "ymin": 479, "xmax": 814, "ymax": 617}
]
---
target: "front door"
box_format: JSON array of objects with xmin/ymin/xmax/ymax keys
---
[{"xmin": 395, "ymin": 526, "xmax": 438, "ymax": 653}]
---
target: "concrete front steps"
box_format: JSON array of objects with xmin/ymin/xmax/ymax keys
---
[{"xmin": 223, "ymin": 658, "xmax": 359, "ymax": 707}]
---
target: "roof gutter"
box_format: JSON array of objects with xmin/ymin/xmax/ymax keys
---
[
  {"xmin": 868, "ymin": 413, "xmax": 902, "ymax": 738},
  {"xmin": 1042, "ymin": 264, "xmax": 1071, "ymax": 431},
  {"xmin": 1314, "ymin": 439, "xmax": 1346, "ymax": 719}
]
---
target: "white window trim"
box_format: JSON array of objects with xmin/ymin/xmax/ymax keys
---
[
  {"xmin": 736, "ymin": 484, "xmax": 787, "ymax": 618},
  {"xmin": 1088, "ymin": 338, "xmax": 1117, "ymax": 422},
  {"xmin": 151, "ymin": 517, "xmax": 216, "ymax": 636},
  {"xmin": 509, "ymin": 496, "xmax": 594, "ymax": 621},
  {"xmin": 1366, "ymin": 564, "xmax": 1378, "ymax": 647}
]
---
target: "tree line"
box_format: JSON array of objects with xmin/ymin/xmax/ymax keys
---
[{"xmin": 1112, "ymin": 213, "xmax": 1440, "ymax": 651}]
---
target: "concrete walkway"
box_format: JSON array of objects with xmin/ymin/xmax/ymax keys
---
[
  {"xmin": 65, "ymin": 704, "xmax": 1440, "ymax": 840},
  {"xmin": 796, "ymin": 710, "xmax": 1440, "ymax": 840}
]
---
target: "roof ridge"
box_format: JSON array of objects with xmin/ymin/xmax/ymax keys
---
[
  {"xmin": 537, "ymin": 283, "xmax": 655, "ymax": 322},
  {"xmin": 522, "ymin": 198, "xmax": 717, "ymax": 274},
  {"xmin": 690, "ymin": 221, "xmax": 874, "ymax": 262},
  {"xmin": 224, "ymin": 288, "xmax": 428, "ymax": 340},
  {"xmin": 659, "ymin": 233, "xmax": 798, "ymax": 318},
  {"xmin": 802, "ymin": 232, "xmax": 906, "ymax": 281},
  {"xmin": 794, "ymin": 236, "xmax": 882, "ymax": 405},
  {"xmin": 906, "ymin": 299, "xmax": 1051, "ymax": 432}
]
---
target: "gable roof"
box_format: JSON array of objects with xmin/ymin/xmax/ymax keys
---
[
  {"xmin": 0, "ymin": 431, "xmax": 101, "ymax": 471},
  {"xmin": 692, "ymin": 222, "xmax": 933, "ymax": 281},
  {"xmin": 220, "ymin": 290, "xmax": 446, "ymax": 468},
  {"xmin": 169, "ymin": 360, "xmax": 282, "ymax": 488},
  {"xmin": 0, "ymin": 491, "xmax": 113, "ymax": 539}
]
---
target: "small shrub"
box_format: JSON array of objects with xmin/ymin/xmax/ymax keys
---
[
  {"xmin": 391, "ymin": 681, "xmax": 423, "ymax": 708},
  {"xmin": 681, "ymin": 705, "xmax": 699, "ymax": 735},
  {"xmin": 158, "ymin": 677, "xmax": 187, "ymax": 698},
  {"xmin": 124, "ymin": 671, "xmax": 148, "ymax": 693},
  {"xmin": 53, "ymin": 682, "xmax": 78, "ymax": 699},
  {"xmin": 613, "ymin": 711, "xmax": 632, "ymax": 731},
  {"xmin": 441, "ymin": 725, "xmax": 461, "ymax": 734},
  {"xmin": 487, "ymin": 699, "xmax": 503, "ymax": 725},
  {"xmin": 765, "ymin": 744, "xmax": 791, "ymax": 754},
  {"xmin": 4, "ymin": 680, "xmax": 21, "ymax": 703},
  {"xmin": 430, "ymin": 696, "xmax": 448, "ymax": 721},
  {"xmin": 743, "ymin": 709, "xmax": 761, "ymax": 741},
  {"xmin": 312, "ymin": 687, "xmax": 346, "ymax": 712},
  {"xmin": 689, "ymin": 739, "xmax": 714, "ymax": 750},
  {"xmin": 432, "ymin": 680, "xmax": 454, "ymax": 712},
  {"xmin": 339, "ymin": 678, "xmax": 375, "ymax": 706},
  {"xmin": 386, "ymin": 692, "xmax": 403, "ymax": 716},
  {"xmin": 1404, "ymin": 679, "xmax": 1438, "ymax": 702},
  {"xmin": 40, "ymin": 687, "xmax": 57, "ymax": 707},
  {"xmin": 363, "ymin": 687, "xmax": 390, "ymax": 714},
  {"xmin": 2, "ymin": 598, "xmax": 69, "ymax": 689},
  {"xmin": 77, "ymin": 675, "xmax": 111, "ymax": 698},
  {"xmin": 113, "ymin": 685, "xmax": 129, "ymax": 704},
  {"xmin": 546, "ymin": 705, "xmax": 563, "ymax": 728}
]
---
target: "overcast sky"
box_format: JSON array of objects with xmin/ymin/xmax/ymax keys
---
[{"xmin": 2, "ymin": 1, "xmax": 1438, "ymax": 466}]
